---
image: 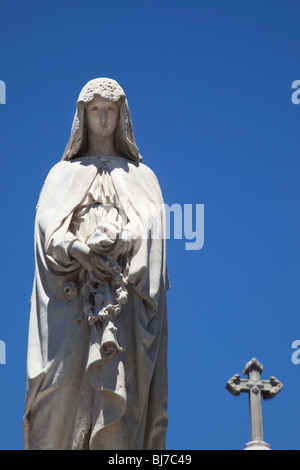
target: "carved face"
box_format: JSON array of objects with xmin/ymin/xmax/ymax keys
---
[{"xmin": 85, "ymin": 96, "xmax": 119, "ymax": 138}]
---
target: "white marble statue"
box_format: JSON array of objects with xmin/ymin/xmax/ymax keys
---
[{"xmin": 23, "ymin": 78, "xmax": 169, "ymax": 450}]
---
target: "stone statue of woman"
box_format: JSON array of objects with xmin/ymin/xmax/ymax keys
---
[{"xmin": 23, "ymin": 78, "xmax": 169, "ymax": 450}]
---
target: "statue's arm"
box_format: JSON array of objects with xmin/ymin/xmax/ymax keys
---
[{"xmin": 35, "ymin": 161, "xmax": 98, "ymax": 274}]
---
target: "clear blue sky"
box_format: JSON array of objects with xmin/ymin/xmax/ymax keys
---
[{"xmin": 0, "ymin": 0, "xmax": 299, "ymax": 450}]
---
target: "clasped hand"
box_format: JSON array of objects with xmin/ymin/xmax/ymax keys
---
[{"xmin": 69, "ymin": 240, "xmax": 112, "ymax": 279}]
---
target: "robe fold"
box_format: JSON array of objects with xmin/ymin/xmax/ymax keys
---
[{"xmin": 24, "ymin": 155, "xmax": 169, "ymax": 450}]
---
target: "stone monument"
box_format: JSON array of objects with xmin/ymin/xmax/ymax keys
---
[
  {"xmin": 226, "ymin": 358, "xmax": 283, "ymax": 450},
  {"xmin": 23, "ymin": 78, "xmax": 170, "ymax": 450}
]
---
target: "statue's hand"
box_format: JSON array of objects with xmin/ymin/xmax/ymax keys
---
[
  {"xmin": 87, "ymin": 223, "xmax": 119, "ymax": 253},
  {"xmin": 69, "ymin": 240, "xmax": 92, "ymax": 272}
]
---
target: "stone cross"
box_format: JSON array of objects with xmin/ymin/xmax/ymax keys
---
[{"xmin": 226, "ymin": 358, "xmax": 283, "ymax": 450}]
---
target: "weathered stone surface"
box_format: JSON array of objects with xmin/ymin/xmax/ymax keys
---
[{"xmin": 24, "ymin": 78, "xmax": 169, "ymax": 450}]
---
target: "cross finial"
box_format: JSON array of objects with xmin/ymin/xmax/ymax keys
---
[{"xmin": 226, "ymin": 358, "xmax": 283, "ymax": 450}]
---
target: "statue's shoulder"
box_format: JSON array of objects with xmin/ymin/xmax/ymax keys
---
[
  {"xmin": 137, "ymin": 161, "xmax": 151, "ymax": 171},
  {"xmin": 37, "ymin": 160, "xmax": 86, "ymax": 211},
  {"xmin": 47, "ymin": 159, "xmax": 77, "ymax": 174},
  {"xmin": 45, "ymin": 159, "xmax": 89, "ymax": 184},
  {"xmin": 137, "ymin": 162, "xmax": 162, "ymax": 186},
  {"xmin": 43, "ymin": 160, "xmax": 69, "ymax": 180},
  {"xmin": 132, "ymin": 161, "xmax": 156, "ymax": 177},
  {"xmin": 129, "ymin": 161, "xmax": 164, "ymax": 201}
]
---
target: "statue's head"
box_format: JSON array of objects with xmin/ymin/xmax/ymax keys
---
[{"xmin": 62, "ymin": 78, "xmax": 142, "ymax": 163}]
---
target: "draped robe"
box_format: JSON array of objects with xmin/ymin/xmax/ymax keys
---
[{"xmin": 23, "ymin": 155, "xmax": 169, "ymax": 450}]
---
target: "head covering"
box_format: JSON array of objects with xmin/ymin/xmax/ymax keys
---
[{"xmin": 61, "ymin": 78, "xmax": 142, "ymax": 163}]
